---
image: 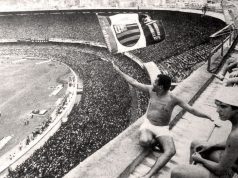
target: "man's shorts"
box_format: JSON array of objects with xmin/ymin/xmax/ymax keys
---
[
  {"xmin": 139, "ymin": 118, "xmax": 171, "ymax": 138},
  {"xmin": 209, "ymin": 169, "xmax": 234, "ymax": 178}
]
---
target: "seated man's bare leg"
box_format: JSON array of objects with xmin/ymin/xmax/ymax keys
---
[
  {"xmin": 143, "ymin": 135, "xmax": 176, "ymax": 178},
  {"xmin": 139, "ymin": 129, "xmax": 155, "ymax": 148},
  {"xmin": 171, "ymin": 165, "xmax": 216, "ymax": 178},
  {"xmin": 190, "ymin": 140, "xmax": 223, "ymax": 164}
]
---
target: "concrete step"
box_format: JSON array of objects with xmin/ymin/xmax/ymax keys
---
[
  {"xmin": 143, "ymin": 156, "xmax": 156, "ymax": 167},
  {"xmin": 133, "ymin": 164, "xmax": 151, "ymax": 176}
]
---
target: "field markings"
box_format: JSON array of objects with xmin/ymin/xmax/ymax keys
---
[
  {"xmin": 0, "ymin": 136, "xmax": 13, "ymax": 151},
  {"xmin": 12, "ymin": 59, "xmax": 27, "ymax": 64},
  {"xmin": 36, "ymin": 60, "xmax": 51, "ymax": 65}
]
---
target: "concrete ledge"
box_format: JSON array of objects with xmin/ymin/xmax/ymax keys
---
[
  {"xmin": 170, "ymin": 63, "xmax": 213, "ymax": 127},
  {"xmin": 64, "ymin": 116, "xmax": 144, "ymax": 178}
]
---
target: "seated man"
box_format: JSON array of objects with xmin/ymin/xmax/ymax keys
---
[
  {"xmin": 171, "ymin": 86, "xmax": 238, "ymax": 178},
  {"xmin": 112, "ymin": 63, "xmax": 213, "ymax": 178},
  {"xmin": 216, "ymin": 57, "xmax": 238, "ymax": 80}
]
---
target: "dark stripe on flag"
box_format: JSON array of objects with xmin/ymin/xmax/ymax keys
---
[
  {"xmin": 114, "ymin": 23, "xmax": 141, "ymax": 47},
  {"xmin": 122, "ymin": 37, "xmax": 141, "ymax": 47},
  {"xmin": 119, "ymin": 34, "xmax": 140, "ymax": 44},
  {"xmin": 126, "ymin": 25, "xmax": 139, "ymax": 30},
  {"xmin": 117, "ymin": 30, "xmax": 140, "ymax": 39}
]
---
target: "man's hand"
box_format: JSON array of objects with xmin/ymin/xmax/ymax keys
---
[
  {"xmin": 232, "ymin": 68, "xmax": 238, "ymax": 72},
  {"xmin": 206, "ymin": 116, "xmax": 221, "ymax": 127},
  {"xmin": 231, "ymin": 164, "xmax": 238, "ymax": 173},
  {"xmin": 229, "ymin": 70, "xmax": 238, "ymax": 78},
  {"xmin": 141, "ymin": 174, "xmax": 152, "ymax": 178},
  {"xmin": 213, "ymin": 74, "xmax": 225, "ymax": 81},
  {"xmin": 192, "ymin": 152, "xmax": 203, "ymax": 163},
  {"xmin": 195, "ymin": 142, "xmax": 212, "ymax": 153},
  {"xmin": 207, "ymin": 115, "xmax": 214, "ymax": 122},
  {"xmin": 111, "ymin": 61, "xmax": 120, "ymax": 71},
  {"xmin": 228, "ymin": 60, "xmax": 238, "ymax": 69}
]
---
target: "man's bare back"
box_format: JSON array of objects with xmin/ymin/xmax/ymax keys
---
[{"xmin": 226, "ymin": 131, "xmax": 238, "ymax": 171}]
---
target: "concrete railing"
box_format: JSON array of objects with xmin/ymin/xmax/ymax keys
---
[{"xmin": 208, "ymin": 28, "xmax": 238, "ymax": 73}]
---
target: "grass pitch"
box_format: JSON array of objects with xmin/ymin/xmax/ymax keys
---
[{"xmin": 0, "ymin": 56, "xmax": 71, "ymax": 156}]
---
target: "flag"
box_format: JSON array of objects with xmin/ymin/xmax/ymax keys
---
[
  {"xmin": 113, "ymin": 23, "xmax": 141, "ymax": 47},
  {"xmin": 97, "ymin": 13, "xmax": 165, "ymax": 53}
]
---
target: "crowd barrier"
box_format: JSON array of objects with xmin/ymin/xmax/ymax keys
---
[{"xmin": 208, "ymin": 28, "xmax": 238, "ymax": 73}]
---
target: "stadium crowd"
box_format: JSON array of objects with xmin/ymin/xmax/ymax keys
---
[
  {"xmin": 132, "ymin": 11, "xmax": 226, "ymax": 62},
  {"xmin": 0, "ymin": 44, "xmax": 149, "ymax": 177},
  {"xmin": 0, "ymin": 10, "xmax": 227, "ymax": 177},
  {"xmin": 157, "ymin": 36, "xmax": 226, "ymax": 82},
  {"xmin": 0, "ymin": 11, "xmax": 226, "ymax": 63}
]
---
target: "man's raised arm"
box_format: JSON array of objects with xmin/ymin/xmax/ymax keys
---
[
  {"xmin": 175, "ymin": 96, "xmax": 213, "ymax": 121},
  {"xmin": 112, "ymin": 62, "xmax": 151, "ymax": 92}
]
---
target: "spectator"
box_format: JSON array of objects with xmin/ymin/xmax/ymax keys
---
[
  {"xmin": 113, "ymin": 62, "xmax": 213, "ymax": 178},
  {"xmin": 171, "ymin": 86, "xmax": 238, "ymax": 178},
  {"xmin": 202, "ymin": 3, "xmax": 208, "ymax": 16}
]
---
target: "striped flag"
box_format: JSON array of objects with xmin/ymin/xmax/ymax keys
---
[
  {"xmin": 113, "ymin": 23, "xmax": 140, "ymax": 47},
  {"xmin": 97, "ymin": 13, "xmax": 165, "ymax": 53}
]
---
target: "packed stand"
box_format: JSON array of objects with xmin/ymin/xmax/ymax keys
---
[
  {"xmin": 157, "ymin": 36, "xmax": 227, "ymax": 82},
  {"xmin": 0, "ymin": 43, "xmax": 149, "ymax": 178},
  {"xmin": 132, "ymin": 11, "xmax": 226, "ymax": 63},
  {"xmin": 0, "ymin": 13, "xmax": 104, "ymax": 43},
  {"xmin": 0, "ymin": 11, "xmax": 226, "ymax": 64},
  {"xmin": 0, "ymin": 11, "xmax": 227, "ymax": 84}
]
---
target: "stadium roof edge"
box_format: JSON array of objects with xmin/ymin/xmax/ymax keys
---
[{"xmin": 0, "ymin": 8, "xmax": 225, "ymax": 22}]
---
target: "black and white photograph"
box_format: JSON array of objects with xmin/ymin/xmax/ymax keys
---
[{"xmin": 0, "ymin": 0, "xmax": 238, "ymax": 178}]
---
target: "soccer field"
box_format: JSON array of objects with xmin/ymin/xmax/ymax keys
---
[{"xmin": 0, "ymin": 56, "xmax": 71, "ymax": 157}]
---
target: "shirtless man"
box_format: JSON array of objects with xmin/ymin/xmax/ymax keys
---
[
  {"xmin": 113, "ymin": 63, "xmax": 213, "ymax": 178},
  {"xmin": 171, "ymin": 86, "xmax": 238, "ymax": 178}
]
